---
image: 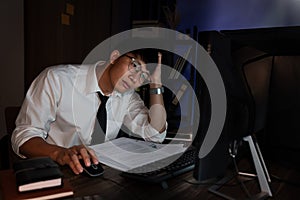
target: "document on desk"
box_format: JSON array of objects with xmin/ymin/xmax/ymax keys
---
[{"xmin": 90, "ymin": 137, "xmax": 187, "ymax": 172}]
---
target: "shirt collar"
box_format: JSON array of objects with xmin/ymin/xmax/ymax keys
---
[
  {"xmin": 111, "ymin": 89, "xmax": 134, "ymax": 98},
  {"xmin": 84, "ymin": 61, "xmax": 106, "ymax": 95}
]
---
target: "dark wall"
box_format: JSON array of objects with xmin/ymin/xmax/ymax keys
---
[
  {"xmin": 24, "ymin": 0, "xmax": 131, "ymax": 90},
  {"xmin": 268, "ymin": 57, "xmax": 300, "ymax": 148}
]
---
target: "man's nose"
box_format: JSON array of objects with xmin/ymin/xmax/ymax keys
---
[{"xmin": 128, "ymin": 73, "xmax": 138, "ymax": 84}]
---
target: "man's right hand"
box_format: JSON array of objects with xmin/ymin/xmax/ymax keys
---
[
  {"xmin": 53, "ymin": 145, "xmax": 99, "ymax": 174},
  {"xmin": 19, "ymin": 137, "xmax": 99, "ymax": 175}
]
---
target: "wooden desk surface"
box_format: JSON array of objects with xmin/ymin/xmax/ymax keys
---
[
  {"xmin": 62, "ymin": 165, "xmax": 215, "ymax": 200},
  {"xmin": 2, "ymin": 159, "xmax": 298, "ymax": 199}
]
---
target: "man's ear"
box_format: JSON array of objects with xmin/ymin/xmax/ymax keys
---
[{"xmin": 110, "ymin": 50, "xmax": 120, "ymax": 64}]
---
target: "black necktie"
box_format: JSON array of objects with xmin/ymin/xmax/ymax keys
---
[{"xmin": 97, "ymin": 92, "xmax": 109, "ymax": 134}]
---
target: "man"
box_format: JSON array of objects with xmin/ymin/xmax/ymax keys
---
[{"xmin": 11, "ymin": 48, "xmax": 166, "ymax": 174}]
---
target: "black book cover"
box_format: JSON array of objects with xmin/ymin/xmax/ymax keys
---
[
  {"xmin": 0, "ymin": 169, "xmax": 74, "ymax": 200},
  {"xmin": 13, "ymin": 157, "xmax": 63, "ymax": 192}
]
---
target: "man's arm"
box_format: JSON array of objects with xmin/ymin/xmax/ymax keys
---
[
  {"xmin": 148, "ymin": 52, "xmax": 167, "ymax": 133},
  {"xmin": 11, "ymin": 67, "xmax": 98, "ymax": 174},
  {"xmin": 148, "ymin": 83, "xmax": 166, "ymax": 133}
]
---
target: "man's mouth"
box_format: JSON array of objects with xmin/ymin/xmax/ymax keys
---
[{"xmin": 122, "ymin": 80, "xmax": 130, "ymax": 90}]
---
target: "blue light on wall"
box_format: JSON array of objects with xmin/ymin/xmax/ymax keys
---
[{"xmin": 176, "ymin": 0, "xmax": 300, "ymax": 31}]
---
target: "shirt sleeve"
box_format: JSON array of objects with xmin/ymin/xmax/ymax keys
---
[
  {"xmin": 122, "ymin": 92, "xmax": 167, "ymax": 143},
  {"xmin": 11, "ymin": 67, "xmax": 60, "ymax": 157}
]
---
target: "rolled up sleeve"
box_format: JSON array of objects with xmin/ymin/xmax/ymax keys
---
[
  {"xmin": 120, "ymin": 92, "xmax": 167, "ymax": 143},
  {"xmin": 11, "ymin": 67, "xmax": 59, "ymax": 157}
]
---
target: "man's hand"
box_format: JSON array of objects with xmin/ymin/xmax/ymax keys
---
[
  {"xmin": 150, "ymin": 52, "xmax": 162, "ymax": 85},
  {"xmin": 19, "ymin": 137, "xmax": 99, "ymax": 175},
  {"xmin": 53, "ymin": 145, "xmax": 99, "ymax": 175}
]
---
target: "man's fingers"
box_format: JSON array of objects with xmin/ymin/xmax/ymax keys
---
[
  {"xmin": 158, "ymin": 52, "xmax": 162, "ymax": 64},
  {"xmin": 59, "ymin": 145, "xmax": 99, "ymax": 175},
  {"xmin": 78, "ymin": 147, "xmax": 91, "ymax": 166},
  {"xmin": 87, "ymin": 148, "xmax": 99, "ymax": 164},
  {"xmin": 78, "ymin": 145, "xmax": 99, "ymax": 166},
  {"xmin": 69, "ymin": 150, "xmax": 83, "ymax": 174}
]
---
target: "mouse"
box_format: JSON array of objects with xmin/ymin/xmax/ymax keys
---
[{"xmin": 79, "ymin": 159, "xmax": 104, "ymax": 177}]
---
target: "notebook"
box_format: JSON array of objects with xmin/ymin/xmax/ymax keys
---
[{"xmin": 0, "ymin": 169, "xmax": 74, "ymax": 200}]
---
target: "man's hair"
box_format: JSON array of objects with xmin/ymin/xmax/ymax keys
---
[
  {"xmin": 127, "ymin": 49, "xmax": 157, "ymax": 63},
  {"xmin": 111, "ymin": 38, "xmax": 162, "ymax": 63}
]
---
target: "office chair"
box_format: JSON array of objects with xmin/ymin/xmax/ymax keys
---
[
  {"xmin": 237, "ymin": 48, "xmax": 273, "ymax": 199},
  {"xmin": 0, "ymin": 134, "xmax": 10, "ymax": 170},
  {"xmin": 5, "ymin": 106, "xmax": 21, "ymax": 135},
  {"xmin": 0, "ymin": 106, "xmax": 21, "ymax": 169},
  {"xmin": 203, "ymin": 32, "xmax": 273, "ymax": 200}
]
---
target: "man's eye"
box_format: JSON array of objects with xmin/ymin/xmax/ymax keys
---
[
  {"xmin": 133, "ymin": 62, "xmax": 139, "ymax": 68},
  {"xmin": 133, "ymin": 63, "xmax": 141, "ymax": 70},
  {"xmin": 141, "ymin": 73, "xmax": 149, "ymax": 79}
]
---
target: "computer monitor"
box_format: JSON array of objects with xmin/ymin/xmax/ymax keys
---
[
  {"xmin": 162, "ymin": 37, "xmax": 231, "ymax": 182},
  {"xmin": 190, "ymin": 30, "xmax": 239, "ymax": 182},
  {"xmin": 132, "ymin": 38, "xmax": 231, "ymax": 183},
  {"xmin": 191, "ymin": 73, "xmax": 230, "ymax": 182}
]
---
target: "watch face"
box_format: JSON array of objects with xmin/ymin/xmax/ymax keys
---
[{"xmin": 150, "ymin": 87, "xmax": 164, "ymax": 95}]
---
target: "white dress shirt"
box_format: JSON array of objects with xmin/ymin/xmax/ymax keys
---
[{"xmin": 11, "ymin": 62, "xmax": 166, "ymax": 157}]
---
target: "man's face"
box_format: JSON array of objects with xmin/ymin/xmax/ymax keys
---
[{"xmin": 110, "ymin": 54, "xmax": 151, "ymax": 93}]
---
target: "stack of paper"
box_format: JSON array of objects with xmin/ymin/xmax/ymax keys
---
[{"xmin": 90, "ymin": 137, "xmax": 187, "ymax": 172}]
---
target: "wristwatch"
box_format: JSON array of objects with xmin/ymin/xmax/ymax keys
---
[{"xmin": 149, "ymin": 87, "xmax": 164, "ymax": 95}]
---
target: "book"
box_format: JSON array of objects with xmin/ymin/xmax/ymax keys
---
[
  {"xmin": 13, "ymin": 157, "xmax": 63, "ymax": 192},
  {"xmin": 0, "ymin": 169, "xmax": 74, "ymax": 200}
]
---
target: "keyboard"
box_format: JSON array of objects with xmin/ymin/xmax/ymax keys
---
[{"xmin": 121, "ymin": 146, "xmax": 197, "ymax": 184}]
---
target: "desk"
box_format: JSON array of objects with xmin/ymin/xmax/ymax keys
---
[
  {"xmin": 1, "ymin": 158, "xmax": 299, "ymax": 199},
  {"xmin": 61, "ymin": 165, "xmax": 215, "ymax": 200}
]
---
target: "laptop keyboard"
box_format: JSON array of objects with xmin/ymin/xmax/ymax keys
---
[{"xmin": 121, "ymin": 146, "xmax": 197, "ymax": 184}]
